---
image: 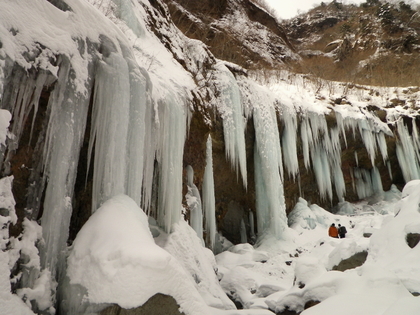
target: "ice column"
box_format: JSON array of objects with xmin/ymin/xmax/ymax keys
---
[
  {"xmin": 186, "ymin": 165, "xmax": 203, "ymax": 241},
  {"xmin": 203, "ymin": 135, "xmax": 216, "ymax": 249},
  {"xmin": 40, "ymin": 58, "xmax": 90, "ymax": 277},
  {"xmin": 155, "ymin": 95, "xmax": 188, "ymax": 233},
  {"xmin": 88, "ymin": 53, "xmax": 131, "ymax": 212},
  {"xmin": 253, "ymin": 104, "xmax": 287, "ymax": 240},
  {"xmin": 123, "ymin": 58, "xmax": 150, "ymax": 206}
]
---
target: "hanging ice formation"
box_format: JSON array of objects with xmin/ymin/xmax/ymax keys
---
[
  {"xmin": 395, "ymin": 118, "xmax": 420, "ymax": 182},
  {"xmin": 214, "ymin": 62, "xmax": 248, "ymax": 188},
  {"xmin": 353, "ymin": 167, "xmax": 384, "ymax": 199},
  {"xmin": 202, "ymin": 135, "xmax": 217, "ymax": 249},
  {"xmin": 280, "ymin": 109, "xmax": 299, "ymax": 179},
  {"xmin": 280, "ymin": 105, "xmax": 396, "ymax": 203}
]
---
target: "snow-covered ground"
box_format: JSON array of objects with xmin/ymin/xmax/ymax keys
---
[
  {"xmin": 215, "ymin": 183, "xmax": 420, "ymax": 315},
  {"xmin": 3, "ymin": 167, "xmax": 420, "ymax": 315},
  {"xmin": 3, "ymin": 179, "xmax": 420, "ymax": 315}
]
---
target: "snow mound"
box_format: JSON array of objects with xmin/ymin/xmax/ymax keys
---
[{"xmin": 67, "ymin": 194, "xmax": 210, "ymax": 315}]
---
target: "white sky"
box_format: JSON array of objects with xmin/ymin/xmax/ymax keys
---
[{"xmin": 265, "ymin": 0, "xmax": 420, "ymax": 20}]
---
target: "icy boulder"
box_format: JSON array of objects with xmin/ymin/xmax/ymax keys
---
[
  {"xmin": 288, "ymin": 198, "xmax": 334, "ymax": 232},
  {"xmin": 66, "ymin": 194, "xmax": 211, "ymax": 315},
  {"xmin": 288, "ymin": 198, "xmax": 317, "ymax": 231}
]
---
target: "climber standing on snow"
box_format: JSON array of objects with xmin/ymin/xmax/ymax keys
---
[
  {"xmin": 328, "ymin": 223, "xmax": 339, "ymax": 238},
  {"xmin": 338, "ymin": 224, "xmax": 347, "ymax": 238}
]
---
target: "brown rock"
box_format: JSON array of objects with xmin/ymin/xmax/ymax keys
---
[{"xmin": 101, "ymin": 294, "xmax": 185, "ymax": 315}]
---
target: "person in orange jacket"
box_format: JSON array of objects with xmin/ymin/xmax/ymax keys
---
[{"xmin": 328, "ymin": 223, "xmax": 339, "ymax": 238}]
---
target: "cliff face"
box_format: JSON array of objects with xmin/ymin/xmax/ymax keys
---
[
  {"xmin": 161, "ymin": 0, "xmax": 298, "ymax": 69},
  {"xmin": 282, "ymin": 0, "xmax": 420, "ymax": 86}
]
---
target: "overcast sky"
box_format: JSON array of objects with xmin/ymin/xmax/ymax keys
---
[{"xmin": 265, "ymin": 0, "xmax": 420, "ymax": 20}]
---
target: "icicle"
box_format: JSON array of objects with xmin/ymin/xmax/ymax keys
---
[
  {"xmin": 376, "ymin": 132, "xmax": 388, "ymax": 162},
  {"xmin": 329, "ymin": 127, "xmax": 345, "ymax": 201},
  {"xmin": 335, "ymin": 111, "xmax": 348, "ymax": 148},
  {"xmin": 185, "ymin": 165, "xmax": 203, "ymax": 241},
  {"xmin": 353, "ymin": 168, "xmax": 372, "ymax": 199},
  {"xmin": 249, "ymin": 211, "xmax": 255, "ymax": 243},
  {"xmin": 371, "ymin": 166, "xmax": 383, "ymax": 195},
  {"xmin": 355, "ymin": 151, "xmax": 359, "ymax": 167},
  {"xmin": 202, "ymin": 135, "xmax": 216, "ymax": 249},
  {"xmin": 300, "ymin": 118, "xmax": 311, "ymax": 170},
  {"xmin": 411, "ymin": 118, "xmax": 420, "ymax": 164},
  {"xmin": 359, "ymin": 125, "xmax": 377, "ymax": 166},
  {"xmin": 140, "ymin": 89, "xmax": 157, "ymax": 214},
  {"xmin": 395, "ymin": 119, "xmax": 420, "ymax": 182},
  {"xmin": 353, "ymin": 166, "xmax": 383, "ymax": 200},
  {"xmin": 240, "ymin": 219, "xmax": 247, "ymax": 244},
  {"xmin": 216, "ymin": 63, "xmax": 247, "ymax": 188},
  {"xmin": 125, "ymin": 67, "xmax": 149, "ymax": 206},
  {"xmin": 387, "ymin": 161, "xmax": 393, "ymax": 181},
  {"xmin": 310, "ymin": 146, "xmax": 332, "ymax": 201},
  {"xmin": 3, "ymin": 71, "xmax": 53, "ymax": 172},
  {"xmin": 281, "ymin": 109, "xmax": 299, "ymax": 179}
]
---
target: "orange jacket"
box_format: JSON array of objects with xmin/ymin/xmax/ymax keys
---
[{"xmin": 328, "ymin": 226, "xmax": 339, "ymax": 238}]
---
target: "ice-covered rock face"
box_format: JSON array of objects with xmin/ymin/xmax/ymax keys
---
[{"xmin": 1, "ymin": 0, "xmax": 420, "ymax": 313}]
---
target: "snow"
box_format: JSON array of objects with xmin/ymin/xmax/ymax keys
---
[
  {"xmin": 217, "ymin": 181, "xmax": 420, "ymax": 315},
  {"xmin": 66, "ymin": 194, "xmax": 211, "ymax": 314},
  {"xmin": 1, "ymin": 0, "xmax": 420, "ymax": 314}
]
